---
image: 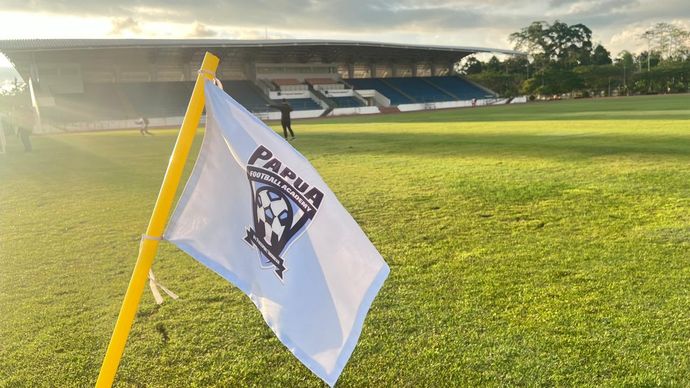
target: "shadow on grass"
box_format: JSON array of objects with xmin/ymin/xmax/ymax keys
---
[
  {"xmin": 300, "ymin": 131, "xmax": 690, "ymax": 160},
  {"xmin": 1, "ymin": 135, "xmax": 166, "ymax": 190}
]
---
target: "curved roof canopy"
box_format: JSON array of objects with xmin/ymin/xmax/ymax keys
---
[{"xmin": 0, "ymin": 38, "xmax": 523, "ymax": 80}]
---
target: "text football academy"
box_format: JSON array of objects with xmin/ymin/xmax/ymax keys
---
[{"xmin": 244, "ymin": 145, "xmax": 324, "ymax": 280}]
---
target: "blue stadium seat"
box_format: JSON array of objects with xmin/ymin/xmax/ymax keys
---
[
  {"xmin": 347, "ymin": 78, "xmax": 412, "ymax": 105},
  {"xmin": 331, "ymin": 96, "xmax": 365, "ymax": 108},
  {"xmin": 425, "ymin": 77, "xmax": 495, "ymax": 100},
  {"xmin": 45, "ymin": 80, "xmax": 331, "ymax": 123},
  {"xmin": 384, "ymin": 77, "xmax": 453, "ymax": 103},
  {"xmin": 118, "ymin": 82, "xmax": 194, "ymax": 118},
  {"xmin": 43, "ymin": 77, "xmax": 493, "ymax": 125},
  {"xmin": 50, "ymin": 83, "xmax": 129, "ymax": 122},
  {"xmin": 347, "ymin": 77, "xmax": 495, "ymax": 105},
  {"xmin": 272, "ymin": 98, "xmax": 321, "ymax": 111},
  {"xmin": 222, "ymin": 80, "xmax": 274, "ymax": 112}
]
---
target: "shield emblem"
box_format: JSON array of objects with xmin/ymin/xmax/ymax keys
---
[{"xmin": 244, "ymin": 165, "xmax": 318, "ymax": 279}]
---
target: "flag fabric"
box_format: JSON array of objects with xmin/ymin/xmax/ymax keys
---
[{"xmin": 164, "ymin": 81, "xmax": 390, "ymax": 386}]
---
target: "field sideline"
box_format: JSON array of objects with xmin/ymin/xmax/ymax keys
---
[{"xmin": 1, "ymin": 95, "xmax": 689, "ymax": 386}]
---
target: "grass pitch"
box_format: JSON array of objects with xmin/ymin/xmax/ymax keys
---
[{"xmin": 1, "ymin": 95, "xmax": 690, "ymax": 386}]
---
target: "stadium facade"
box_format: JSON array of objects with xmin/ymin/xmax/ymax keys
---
[{"xmin": 0, "ymin": 39, "xmax": 525, "ymax": 132}]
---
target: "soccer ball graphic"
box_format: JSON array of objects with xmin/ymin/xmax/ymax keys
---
[{"xmin": 255, "ymin": 187, "xmax": 293, "ymax": 247}]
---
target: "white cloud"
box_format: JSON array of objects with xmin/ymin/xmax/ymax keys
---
[
  {"xmin": 0, "ymin": 12, "xmax": 112, "ymax": 39},
  {"xmin": 188, "ymin": 22, "xmax": 218, "ymax": 38},
  {"xmin": 111, "ymin": 17, "xmax": 141, "ymax": 35},
  {"xmin": 608, "ymin": 23, "xmax": 652, "ymax": 54}
]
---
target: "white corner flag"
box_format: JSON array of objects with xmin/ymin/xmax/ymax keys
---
[{"xmin": 165, "ymin": 81, "xmax": 390, "ymax": 386}]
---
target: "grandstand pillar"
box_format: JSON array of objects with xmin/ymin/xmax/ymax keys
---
[
  {"xmin": 369, "ymin": 63, "xmax": 376, "ymax": 78},
  {"xmin": 430, "ymin": 63, "xmax": 438, "ymax": 76},
  {"xmin": 391, "ymin": 63, "xmax": 398, "ymax": 77},
  {"xmin": 29, "ymin": 62, "xmax": 39, "ymax": 83},
  {"xmin": 244, "ymin": 61, "xmax": 257, "ymax": 81},
  {"xmin": 347, "ymin": 63, "xmax": 354, "ymax": 79},
  {"xmin": 411, "ymin": 64, "xmax": 418, "ymax": 77},
  {"xmin": 448, "ymin": 61, "xmax": 457, "ymax": 75},
  {"xmin": 28, "ymin": 77, "xmax": 43, "ymax": 134},
  {"xmin": 27, "ymin": 62, "xmax": 44, "ymax": 133}
]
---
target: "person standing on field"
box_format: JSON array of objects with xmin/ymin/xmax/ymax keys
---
[
  {"xmin": 267, "ymin": 99, "xmax": 295, "ymax": 140},
  {"xmin": 15, "ymin": 107, "xmax": 34, "ymax": 152},
  {"xmin": 136, "ymin": 116, "xmax": 152, "ymax": 136}
]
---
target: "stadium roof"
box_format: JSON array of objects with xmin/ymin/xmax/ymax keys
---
[
  {"xmin": 0, "ymin": 38, "xmax": 522, "ymax": 55},
  {"xmin": 0, "ymin": 39, "xmax": 524, "ymax": 80}
]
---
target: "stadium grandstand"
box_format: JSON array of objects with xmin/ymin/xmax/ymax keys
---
[{"xmin": 0, "ymin": 39, "xmax": 524, "ymax": 133}]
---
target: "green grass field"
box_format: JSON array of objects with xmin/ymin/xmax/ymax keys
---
[{"xmin": 1, "ymin": 95, "xmax": 689, "ymax": 386}]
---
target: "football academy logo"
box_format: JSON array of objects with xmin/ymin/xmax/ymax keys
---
[{"xmin": 244, "ymin": 145, "xmax": 324, "ymax": 280}]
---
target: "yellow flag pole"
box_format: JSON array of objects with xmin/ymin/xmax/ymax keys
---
[{"xmin": 96, "ymin": 52, "xmax": 220, "ymax": 387}]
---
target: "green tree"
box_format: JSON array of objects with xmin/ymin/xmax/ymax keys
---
[
  {"xmin": 486, "ymin": 56, "xmax": 502, "ymax": 72},
  {"xmin": 520, "ymin": 66, "xmax": 583, "ymax": 96},
  {"xmin": 640, "ymin": 23, "xmax": 690, "ymax": 60},
  {"xmin": 460, "ymin": 56, "xmax": 483, "ymax": 75},
  {"xmin": 464, "ymin": 56, "xmax": 530, "ymax": 97},
  {"xmin": 509, "ymin": 21, "xmax": 550, "ymax": 57},
  {"xmin": 465, "ymin": 20, "xmax": 689, "ymax": 98},
  {"xmin": 591, "ymin": 45, "xmax": 612, "ymax": 65},
  {"xmin": 503, "ymin": 56, "xmax": 531, "ymax": 76},
  {"xmin": 510, "ymin": 20, "xmax": 594, "ymax": 68},
  {"xmin": 615, "ymin": 51, "xmax": 635, "ymax": 94},
  {"xmin": 637, "ymin": 50, "xmax": 662, "ymax": 71},
  {"xmin": 574, "ymin": 64, "xmax": 621, "ymax": 96},
  {"xmin": 0, "ymin": 78, "xmax": 28, "ymax": 115}
]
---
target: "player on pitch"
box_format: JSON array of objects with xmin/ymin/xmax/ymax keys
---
[{"xmin": 267, "ymin": 99, "xmax": 295, "ymax": 141}]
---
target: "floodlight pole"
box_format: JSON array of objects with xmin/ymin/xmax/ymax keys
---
[{"xmin": 95, "ymin": 52, "xmax": 220, "ymax": 387}]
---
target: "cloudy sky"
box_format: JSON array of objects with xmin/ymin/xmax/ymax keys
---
[{"xmin": 0, "ymin": 0, "xmax": 688, "ymax": 71}]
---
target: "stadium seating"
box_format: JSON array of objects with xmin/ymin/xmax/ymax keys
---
[
  {"xmin": 347, "ymin": 76, "xmax": 495, "ymax": 105},
  {"xmin": 330, "ymin": 96, "xmax": 365, "ymax": 108},
  {"xmin": 255, "ymin": 78, "xmax": 277, "ymax": 92},
  {"xmin": 306, "ymin": 78, "xmax": 344, "ymax": 90},
  {"xmin": 222, "ymin": 80, "xmax": 274, "ymax": 112},
  {"xmin": 271, "ymin": 79, "xmax": 307, "ymax": 91},
  {"xmin": 425, "ymin": 77, "xmax": 495, "ymax": 100},
  {"xmin": 48, "ymin": 83, "xmax": 129, "ymax": 123},
  {"xmin": 347, "ymin": 78, "xmax": 412, "ymax": 105},
  {"xmin": 40, "ymin": 76, "xmax": 496, "ymax": 125},
  {"xmin": 272, "ymin": 98, "xmax": 322, "ymax": 111},
  {"xmin": 118, "ymin": 82, "xmax": 193, "ymax": 118},
  {"xmin": 44, "ymin": 80, "xmax": 278, "ymax": 123},
  {"xmin": 384, "ymin": 77, "xmax": 454, "ymax": 102},
  {"xmin": 306, "ymin": 78, "xmax": 337, "ymax": 85},
  {"xmin": 272, "ymin": 79, "xmax": 302, "ymax": 86}
]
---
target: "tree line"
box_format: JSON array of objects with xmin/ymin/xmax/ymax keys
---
[{"xmin": 461, "ymin": 21, "xmax": 690, "ymax": 98}]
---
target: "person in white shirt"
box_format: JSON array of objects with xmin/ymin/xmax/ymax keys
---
[{"xmin": 135, "ymin": 116, "xmax": 152, "ymax": 136}]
